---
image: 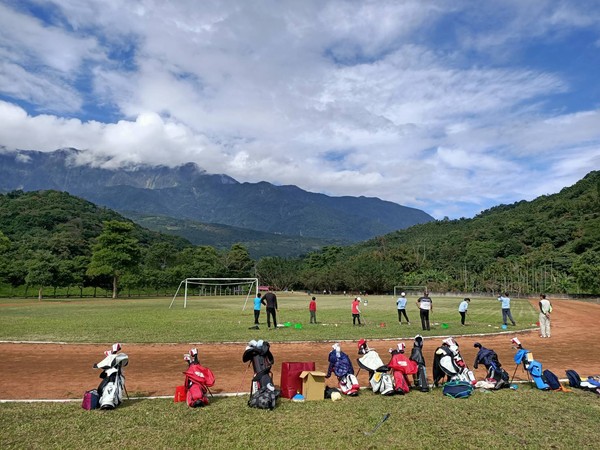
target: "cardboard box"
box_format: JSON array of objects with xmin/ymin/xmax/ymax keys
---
[{"xmin": 299, "ymin": 371, "xmax": 327, "ymax": 401}]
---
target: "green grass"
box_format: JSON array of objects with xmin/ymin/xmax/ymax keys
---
[
  {"xmin": 2, "ymin": 386, "xmax": 600, "ymax": 449},
  {"xmin": 0, "ymin": 293, "xmax": 537, "ymax": 343}
]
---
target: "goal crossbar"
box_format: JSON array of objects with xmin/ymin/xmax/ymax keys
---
[{"xmin": 169, "ymin": 278, "xmax": 259, "ymax": 309}]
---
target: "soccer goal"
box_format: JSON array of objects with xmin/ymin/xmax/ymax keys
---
[
  {"xmin": 169, "ymin": 277, "xmax": 259, "ymax": 310},
  {"xmin": 393, "ymin": 285, "xmax": 428, "ymax": 297}
]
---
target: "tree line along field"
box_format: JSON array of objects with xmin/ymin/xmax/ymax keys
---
[
  {"xmin": 0, "ymin": 293, "xmax": 538, "ymax": 343},
  {"xmin": 2, "ymin": 171, "xmax": 600, "ymax": 303}
]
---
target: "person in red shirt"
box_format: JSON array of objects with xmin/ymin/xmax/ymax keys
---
[
  {"xmin": 309, "ymin": 296, "xmax": 317, "ymax": 324},
  {"xmin": 352, "ymin": 297, "xmax": 362, "ymax": 326}
]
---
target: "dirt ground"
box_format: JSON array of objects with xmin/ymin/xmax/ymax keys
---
[{"xmin": 1, "ymin": 299, "xmax": 599, "ymax": 400}]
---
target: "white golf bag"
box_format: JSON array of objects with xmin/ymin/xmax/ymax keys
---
[
  {"xmin": 94, "ymin": 343, "xmax": 129, "ymax": 409},
  {"xmin": 433, "ymin": 338, "xmax": 475, "ymax": 387},
  {"xmin": 357, "ymin": 340, "xmax": 394, "ymax": 395}
]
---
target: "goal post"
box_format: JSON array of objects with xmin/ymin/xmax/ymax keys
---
[
  {"xmin": 169, "ymin": 277, "xmax": 259, "ymax": 309},
  {"xmin": 393, "ymin": 285, "xmax": 428, "ymax": 297}
]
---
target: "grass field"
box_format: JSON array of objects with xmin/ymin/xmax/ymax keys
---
[
  {"xmin": 0, "ymin": 293, "xmax": 538, "ymax": 343},
  {"xmin": 2, "ymin": 386, "xmax": 600, "ymax": 449},
  {"xmin": 2, "ymin": 293, "xmax": 598, "ymax": 449}
]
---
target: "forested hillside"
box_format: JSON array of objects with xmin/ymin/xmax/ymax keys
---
[
  {"xmin": 1, "ymin": 171, "xmax": 599, "ymax": 298},
  {"xmin": 0, "ymin": 191, "xmax": 253, "ymax": 298},
  {"xmin": 287, "ymin": 171, "xmax": 600, "ymax": 295}
]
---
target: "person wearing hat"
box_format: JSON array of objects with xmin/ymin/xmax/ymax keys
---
[
  {"xmin": 309, "ymin": 296, "xmax": 317, "ymax": 324},
  {"xmin": 538, "ymin": 294, "xmax": 552, "ymax": 338},
  {"xmin": 416, "ymin": 291, "xmax": 432, "ymax": 331},
  {"xmin": 396, "ymin": 292, "xmax": 411, "ymax": 325},
  {"xmin": 352, "ymin": 297, "xmax": 362, "ymax": 326},
  {"xmin": 458, "ymin": 298, "xmax": 470, "ymax": 326}
]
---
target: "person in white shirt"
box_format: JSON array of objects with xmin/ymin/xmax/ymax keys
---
[
  {"xmin": 458, "ymin": 298, "xmax": 470, "ymax": 326},
  {"xmin": 416, "ymin": 292, "xmax": 432, "ymax": 331},
  {"xmin": 396, "ymin": 292, "xmax": 411, "ymax": 325},
  {"xmin": 539, "ymin": 294, "xmax": 552, "ymax": 338}
]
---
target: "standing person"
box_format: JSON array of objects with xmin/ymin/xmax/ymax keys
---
[
  {"xmin": 539, "ymin": 294, "xmax": 552, "ymax": 338},
  {"xmin": 253, "ymin": 292, "xmax": 264, "ymax": 326},
  {"xmin": 458, "ymin": 298, "xmax": 470, "ymax": 326},
  {"xmin": 263, "ymin": 290, "xmax": 278, "ymax": 329},
  {"xmin": 309, "ymin": 296, "xmax": 317, "ymax": 324},
  {"xmin": 396, "ymin": 292, "xmax": 411, "ymax": 325},
  {"xmin": 497, "ymin": 292, "xmax": 516, "ymax": 326},
  {"xmin": 352, "ymin": 297, "xmax": 362, "ymax": 326},
  {"xmin": 417, "ymin": 291, "xmax": 432, "ymax": 331}
]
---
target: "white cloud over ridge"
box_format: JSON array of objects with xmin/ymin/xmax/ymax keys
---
[{"xmin": 0, "ymin": 0, "xmax": 599, "ymax": 219}]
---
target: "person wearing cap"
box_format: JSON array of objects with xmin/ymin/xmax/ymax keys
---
[
  {"xmin": 309, "ymin": 296, "xmax": 317, "ymax": 324},
  {"xmin": 396, "ymin": 292, "xmax": 411, "ymax": 325},
  {"xmin": 497, "ymin": 292, "xmax": 516, "ymax": 326},
  {"xmin": 352, "ymin": 297, "xmax": 362, "ymax": 326},
  {"xmin": 538, "ymin": 294, "xmax": 552, "ymax": 338},
  {"xmin": 416, "ymin": 291, "xmax": 432, "ymax": 331},
  {"xmin": 458, "ymin": 298, "xmax": 470, "ymax": 326}
]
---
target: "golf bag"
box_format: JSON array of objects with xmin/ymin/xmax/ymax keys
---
[
  {"xmin": 433, "ymin": 338, "xmax": 475, "ymax": 387},
  {"xmin": 410, "ymin": 335, "xmax": 429, "ymax": 392},
  {"xmin": 356, "ymin": 339, "xmax": 393, "ymax": 395},
  {"xmin": 94, "ymin": 343, "xmax": 128, "ymax": 410},
  {"xmin": 327, "ymin": 343, "xmax": 359, "ymax": 396},
  {"xmin": 183, "ymin": 348, "xmax": 215, "ymax": 407},
  {"xmin": 388, "ymin": 343, "xmax": 418, "ymax": 394},
  {"xmin": 513, "ymin": 343, "xmax": 549, "ymax": 390},
  {"xmin": 242, "ymin": 340, "xmax": 280, "ymax": 409},
  {"xmin": 473, "ymin": 343, "xmax": 509, "ymax": 389}
]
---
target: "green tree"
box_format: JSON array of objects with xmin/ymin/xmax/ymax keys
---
[
  {"xmin": 222, "ymin": 243, "xmax": 254, "ymax": 278},
  {"xmin": 87, "ymin": 221, "xmax": 141, "ymax": 298},
  {"xmin": 25, "ymin": 250, "xmax": 58, "ymax": 300}
]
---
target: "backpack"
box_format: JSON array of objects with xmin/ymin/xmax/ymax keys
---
[
  {"xmin": 543, "ymin": 369, "xmax": 561, "ymax": 390},
  {"xmin": 442, "ymin": 380, "xmax": 474, "ymax": 399},
  {"xmin": 565, "ymin": 369, "xmax": 581, "ymax": 388}
]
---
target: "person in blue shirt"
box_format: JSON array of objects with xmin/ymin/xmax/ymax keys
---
[
  {"xmin": 253, "ymin": 293, "xmax": 264, "ymax": 325},
  {"xmin": 396, "ymin": 292, "xmax": 410, "ymax": 324},
  {"xmin": 497, "ymin": 292, "xmax": 516, "ymax": 326}
]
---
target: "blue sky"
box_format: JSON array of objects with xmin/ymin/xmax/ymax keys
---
[{"xmin": 0, "ymin": 0, "xmax": 599, "ymax": 219}]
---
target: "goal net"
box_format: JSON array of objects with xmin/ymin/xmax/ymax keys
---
[
  {"xmin": 169, "ymin": 277, "xmax": 259, "ymax": 309},
  {"xmin": 393, "ymin": 285, "xmax": 428, "ymax": 297}
]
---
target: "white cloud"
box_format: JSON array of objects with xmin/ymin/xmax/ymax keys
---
[{"xmin": 0, "ymin": 1, "xmax": 599, "ymax": 219}]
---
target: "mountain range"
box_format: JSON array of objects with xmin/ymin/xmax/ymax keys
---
[{"xmin": 0, "ymin": 148, "xmax": 434, "ymax": 249}]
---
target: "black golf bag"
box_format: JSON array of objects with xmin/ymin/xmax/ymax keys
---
[
  {"xmin": 356, "ymin": 339, "xmax": 393, "ymax": 395},
  {"xmin": 94, "ymin": 343, "xmax": 128, "ymax": 410},
  {"xmin": 242, "ymin": 340, "xmax": 280, "ymax": 409},
  {"xmin": 432, "ymin": 338, "xmax": 475, "ymax": 387},
  {"xmin": 410, "ymin": 335, "xmax": 429, "ymax": 392},
  {"xmin": 473, "ymin": 343, "xmax": 509, "ymax": 389}
]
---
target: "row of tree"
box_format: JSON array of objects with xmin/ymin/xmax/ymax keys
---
[{"xmin": 1, "ymin": 170, "xmax": 599, "ymax": 298}]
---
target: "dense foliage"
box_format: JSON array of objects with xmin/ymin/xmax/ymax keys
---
[
  {"xmin": 0, "ymin": 191, "xmax": 253, "ymax": 298},
  {"xmin": 290, "ymin": 171, "xmax": 600, "ymax": 295},
  {"xmin": 1, "ymin": 171, "xmax": 599, "ymax": 297}
]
